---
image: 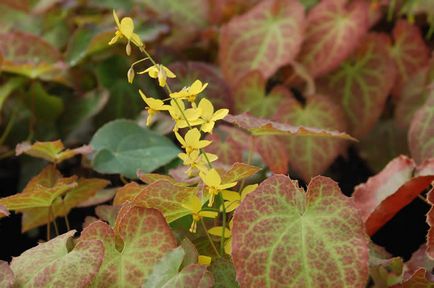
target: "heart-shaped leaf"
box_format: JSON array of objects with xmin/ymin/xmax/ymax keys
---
[
  {"xmin": 232, "ymin": 175, "xmax": 369, "ymax": 287},
  {"xmin": 317, "ymin": 33, "xmax": 396, "ymax": 138},
  {"xmin": 209, "ymin": 258, "xmax": 239, "ymax": 288},
  {"xmin": 113, "ymin": 182, "xmax": 146, "ymax": 205},
  {"xmin": 0, "ymin": 261, "xmax": 13, "ymax": 288},
  {"xmin": 254, "ymin": 136, "xmax": 289, "ymax": 174},
  {"xmin": 390, "ymin": 20, "xmax": 430, "ymax": 97},
  {"xmin": 219, "ymin": 0, "xmax": 305, "ymax": 86},
  {"xmin": 205, "ymin": 129, "xmax": 244, "ymax": 166},
  {"xmin": 297, "ymin": 0, "xmax": 369, "ymax": 78},
  {"xmin": 276, "ymin": 95, "xmax": 347, "ymax": 181},
  {"xmin": 90, "ymin": 119, "xmax": 179, "ymax": 178},
  {"xmin": 10, "ymin": 230, "xmax": 104, "ymax": 288},
  {"xmin": 353, "ymin": 156, "xmax": 434, "ymax": 236},
  {"xmin": 408, "ymin": 95, "xmax": 434, "ymax": 163},
  {"xmin": 79, "ymin": 206, "xmax": 177, "ymax": 287}
]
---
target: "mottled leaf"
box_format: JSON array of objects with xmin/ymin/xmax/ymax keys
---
[
  {"xmin": 297, "ymin": 0, "xmax": 369, "ymax": 78},
  {"xmin": 0, "ymin": 261, "xmax": 13, "ymax": 288},
  {"xmin": 205, "ymin": 130, "xmax": 244, "ymax": 166},
  {"xmin": 137, "ymin": 172, "xmax": 188, "ymax": 186},
  {"xmin": 79, "ymin": 206, "xmax": 177, "ymax": 287},
  {"xmin": 406, "ymin": 244, "xmax": 434, "ymax": 277},
  {"xmin": 390, "ymin": 20, "xmax": 430, "ymax": 96},
  {"xmin": 95, "ymin": 205, "xmax": 120, "ymax": 227},
  {"xmin": 210, "ymin": 258, "xmax": 239, "ymax": 288},
  {"xmin": 145, "ymin": 246, "xmax": 186, "ymax": 288},
  {"xmin": 317, "ymin": 33, "xmax": 396, "ymax": 138},
  {"xmin": 353, "ymin": 156, "xmax": 434, "ymax": 236},
  {"xmin": 408, "ymin": 95, "xmax": 434, "ymax": 163},
  {"xmin": 254, "ymin": 136, "xmax": 289, "ymax": 174},
  {"xmin": 10, "ymin": 231, "xmax": 104, "ymax": 288},
  {"xmin": 16, "ymin": 140, "xmax": 91, "ymax": 164},
  {"xmin": 402, "ymin": 269, "xmax": 434, "ymax": 287},
  {"xmin": 225, "ymin": 113, "xmax": 355, "ymax": 140},
  {"xmin": 133, "ymin": 180, "xmax": 198, "ymax": 223},
  {"xmin": 155, "ymin": 264, "xmax": 213, "ymax": 288},
  {"xmin": 113, "ymin": 182, "xmax": 146, "ymax": 206},
  {"xmin": 232, "ymin": 175, "xmax": 369, "ymax": 287},
  {"xmin": 77, "ymin": 188, "xmax": 116, "ymax": 208},
  {"xmin": 90, "ymin": 119, "xmax": 179, "ymax": 178},
  {"xmin": 277, "ymin": 95, "xmax": 347, "ymax": 181},
  {"xmin": 220, "ymin": 162, "xmax": 261, "ymax": 183},
  {"xmin": 219, "ymin": 0, "xmax": 305, "ymax": 86}
]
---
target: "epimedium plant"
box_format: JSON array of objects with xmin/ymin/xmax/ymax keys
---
[{"xmin": 0, "ymin": 0, "xmax": 433, "ymax": 287}]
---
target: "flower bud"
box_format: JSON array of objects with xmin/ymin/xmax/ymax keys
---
[
  {"xmin": 126, "ymin": 42, "xmax": 132, "ymax": 56},
  {"xmin": 127, "ymin": 67, "xmax": 135, "ymax": 84}
]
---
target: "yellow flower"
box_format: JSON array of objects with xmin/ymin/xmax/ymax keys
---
[
  {"xmin": 139, "ymin": 90, "xmax": 170, "ymax": 126},
  {"xmin": 178, "ymin": 150, "xmax": 217, "ymax": 176},
  {"xmin": 197, "ymin": 98, "xmax": 229, "ymax": 133},
  {"xmin": 168, "ymin": 100, "xmax": 202, "ymax": 131},
  {"xmin": 170, "ymin": 80, "xmax": 208, "ymax": 103},
  {"xmin": 175, "ymin": 128, "xmax": 211, "ymax": 155},
  {"xmin": 108, "ymin": 10, "xmax": 143, "ymax": 55},
  {"xmin": 208, "ymin": 219, "xmax": 233, "ymax": 255},
  {"xmin": 182, "ymin": 195, "xmax": 218, "ymax": 233},
  {"xmin": 198, "ymin": 255, "xmax": 212, "ymax": 266},
  {"xmin": 138, "ymin": 64, "xmax": 176, "ymax": 87},
  {"xmin": 221, "ymin": 184, "xmax": 258, "ymax": 212},
  {"xmin": 200, "ymin": 169, "xmax": 237, "ymax": 207}
]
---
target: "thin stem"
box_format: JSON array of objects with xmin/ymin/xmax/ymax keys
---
[
  {"xmin": 200, "ymin": 218, "xmax": 221, "ymax": 257},
  {"xmin": 61, "ymin": 199, "xmax": 71, "ymax": 231},
  {"xmin": 0, "ymin": 110, "xmax": 17, "ymax": 145},
  {"xmin": 50, "ymin": 205, "xmax": 59, "ymax": 236},
  {"xmin": 47, "ymin": 208, "xmax": 51, "ymax": 241},
  {"xmin": 120, "ymin": 175, "xmax": 128, "ymax": 185},
  {"xmin": 218, "ymin": 192, "xmax": 227, "ymax": 256},
  {"xmin": 387, "ymin": 0, "xmax": 396, "ymax": 22},
  {"xmin": 131, "ymin": 57, "xmax": 150, "ymax": 67}
]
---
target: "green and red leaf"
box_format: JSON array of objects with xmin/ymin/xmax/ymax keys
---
[
  {"xmin": 79, "ymin": 206, "xmax": 177, "ymax": 287},
  {"xmin": 254, "ymin": 136, "xmax": 289, "ymax": 174},
  {"xmin": 113, "ymin": 182, "xmax": 146, "ymax": 206},
  {"xmin": 297, "ymin": 0, "xmax": 369, "ymax": 78},
  {"xmin": 232, "ymin": 175, "xmax": 369, "ymax": 287},
  {"xmin": 10, "ymin": 230, "xmax": 104, "ymax": 288},
  {"xmin": 0, "ymin": 261, "xmax": 13, "ymax": 288},
  {"xmin": 402, "ymin": 269, "xmax": 434, "ymax": 287},
  {"xmin": 353, "ymin": 156, "xmax": 434, "ymax": 236},
  {"xmin": 317, "ymin": 33, "xmax": 396, "ymax": 138},
  {"xmin": 220, "ymin": 162, "xmax": 261, "ymax": 183},
  {"xmin": 205, "ymin": 129, "xmax": 244, "ymax": 165},
  {"xmin": 219, "ymin": 0, "xmax": 305, "ymax": 86}
]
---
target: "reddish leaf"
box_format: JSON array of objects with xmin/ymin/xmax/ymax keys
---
[
  {"xmin": 317, "ymin": 33, "xmax": 396, "ymax": 138},
  {"xmin": 225, "ymin": 113, "xmax": 356, "ymax": 140},
  {"xmin": 137, "ymin": 172, "xmax": 189, "ymax": 186},
  {"xmin": 10, "ymin": 230, "xmax": 104, "ymax": 288},
  {"xmin": 16, "ymin": 140, "xmax": 91, "ymax": 164},
  {"xmin": 95, "ymin": 205, "xmax": 121, "ymax": 227},
  {"xmin": 409, "ymin": 95, "xmax": 434, "ymax": 163},
  {"xmin": 426, "ymin": 188, "xmax": 434, "ymax": 259},
  {"xmin": 406, "ymin": 244, "xmax": 434, "ymax": 277},
  {"xmin": 168, "ymin": 62, "xmax": 233, "ymax": 110},
  {"xmin": 353, "ymin": 156, "xmax": 434, "ymax": 236},
  {"xmin": 133, "ymin": 180, "xmax": 199, "ymax": 223},
  {"xmin": 0, "ymin": 261, "xmax": 13, "ymax": 288},
  {"xmin": 402, "ymin": 269, "xmax": 434, "ymax": 287},
  {"xmin": 369, "ymin": 256, "xmax": 404, "ymax": 288},
  {"xmin": 79, "ymin": 206, "xmax": 176, "ymax": 287},
  {"xmin": 209, "ymin": 0, "xmax": 261, "ymax": 24},
  {"xmin": 232, "ymin": 175, "xmax": 369, "ymax": 287},
  {"xmin": 254, "ymin": 136, "xmax": 289, "ymax": 174},
  {"xmin": 390, "ymin": 20, "xmax": 430, "ymax": 97},
  {"xmin": 219, "ymin": 0, "xmax": 305, "ymax": 86},
  {"xmin": 113, "ymin": 182, "xmax": 145, "ymax": 206},
  {"xmin": 277, "ymin": 96, "xmax": 347, "ymax": 181},
  {"xmin": 205, "ymin": 130, "xmax": 244, "ymax": 165},
  {"xmin": 297, "ymin": 0, "xmax": 369, "ymax": 78},
  {"xmin": 76, "ymin": 188, "xmax": 116, "ymax": 208},
  {"xmin": 0, "ymin": 32, "xmax": 67, "ymax": 82},
  {"xmin": 220, "ymin": 162, "xmax": 261, "ymax": 183}
]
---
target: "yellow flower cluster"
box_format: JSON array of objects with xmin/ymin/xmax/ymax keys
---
[{"xmin": 110, "ymin": 11, "xmax": 253, "ymax": 255}]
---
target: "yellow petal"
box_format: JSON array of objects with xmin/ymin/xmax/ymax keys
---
[
  {"xmin": 120, "ymin": 17, "xmax": 134, "ymax": 38},
  {"xmin": 185, "ymin": 128, "xmax": 201, "ymax": 146},
  {"xmin": 224, "ymin": 238, "xmax": 232, "ymax": 255},
  {"xmin": 203, "ymin": 168, "xmax": 221, "ymax": 187},
  {"xmin": 113, "ymin": 10, "xmax": 120, "ymax": 27},
  {"xmin": 198, "ymin": 255, "xmax": 212, "ymax": 266},
  {"xmin": 198, "ymin": 210, "xmax": 218, "ymax": 218},
  {"xmin": 163, "ymin": 66, "xmax": 176, "ymax": 78},
  {"xmin": 219, "ymin": 182, "xmax": 237, "ymax": 190},
  {"xmin": 108, "ymin": 34, "xmax": 120, "ymax": 45},
  {"xmin": 212, "ymin": 109, "xmax": 229, "ymax": 121},
  {"xmin": 208, "ymin": 226, "xmax": 231, "ymax": 238},
  {"xmin": 182, "ymin": 196, "xmax": 202, "ymax": 214},
  {"xmin": 241, "ymin": 184, "xmax": 259, "ymax": 201},
  {"xmin": 201, "ymin": 121, "xmax": 215, "ymax": 133},
  {"xmin": 198, "ymin": 98, "xmax": 214, "ymax": 118},
  {"xmin": 130, "ymin": 33, "xmax": 143, "ymax": 47},
  {"xmin": 175, "ymin": 131, "xmax": 186, "ymax": 147},
  {"xmin": 221, "ymin": 190, "xmax": 240, "ymax": 202}
]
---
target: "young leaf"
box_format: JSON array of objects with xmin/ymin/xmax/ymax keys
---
[
  {"xmin": 113, "ymin": 182, "xmax": 145, "ymax": 206},
  {"xmin": 408, "ymin": 95, "xmax": 434, "ymax": 163},
  {"xmin": 10, "ymin": 231, "xmax": 104, "ymax": 288},
  {"xmin": 205, "ymin": 130, "xmax": 244, "ymax": 166},
  {"xmin": 297, "ymin": 0, "xmax": 369, "ymax": 78},
  {"xmin": 16, "ymin": 140, "xmax": 91, "ymax": 164},
  {"xmin": 90, "ymin": 119, "xmax": 180, "ymax": 178},
  {"xmin": 390, "ymin": 20, "xmax": 430, "ymax": 97},
  {"xmin": 133, "ymin": 180, "xmax": 198, "ymax": 223},
  {"xmin": 317, "ymin": 33, "xmax": 396, "ymax": 138},
  {"xmin": 225, "ymin": 113, "xmax": 355, "ymax": 140},
  {"xmin": 353, "ymin": 156, "xmax": 434, "ymax": 236},
  {"xmin": 79, "ymin": 206, "xmax": 177, "ymax": 287},
  {"xmin": 231, "ymin": 175, "xmax": 369, "ymax": 287},
  {"xmin": 0, "ymin": 261, "xmax": 13, "ymax": 288},
  {"xmin": 277, "ymin": 96, "xmax": 347, "ymax": 181},
  {"xmin": 154, "ymin": 264, "xmax": 213, "ymax": 287},
  {"xmin": 219, "ymin": 0, "xmax": 305, "ymax": 86},
  {"xmin": 254, "ymin": 136, "xmax": 289, "ymax": 174},
  {"xmin": 220, "ymin": 162, "xmax": 261, "ymax": 183},
  {"xmin": 209, "ymin": 258, "xmax": 240, "ymax": 288}
]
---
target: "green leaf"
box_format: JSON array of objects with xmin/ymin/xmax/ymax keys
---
[
  {"xmin": 24, "ymin": 82, "xmax": 64, "ymax": 122},
  {"xmin": 409, "ymin": 94, "xmax": 434, "ymax": 163},
  {"xmin": 219, "ymin": 0, "xmax": 305, "ymax": 85},
  {"xmin": 10, "ymin": 230, "xmax": 104, "ymax": 288},
  {"xmin": 90, "ymin": 119, "xmax": 179, "ymax": 178},
  {"xmin": 79, "ymin": 206, "xmax": 177, "ymax": 287},
  {"xmin": 210, "ymin": 258, "xmax": 240, "ymax": 288},
  {"xmin": 0, "ymin": 77, "xmax": 25, "ymax": 112},
  {"xmin": 231, "ymin": 175, "xmax": 369, "ymax": 287},
  {"xmin": 145, "ymin": 246, "xmax": 186, "ymax": 288}
]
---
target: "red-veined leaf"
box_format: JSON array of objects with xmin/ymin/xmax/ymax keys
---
[
  {"xmin": 133, "ymin": 180, "xmax": 198, "ymax": 223},
  {"xmin": 390, "ymin": 20, "xmax": 430, "ymax": 97},
  {"xmin": 209, "ymin": 0, "xmax": 261, "ymax": 24},
  {"xmin": 15, "ymin": 140, "xmax": 91, "ymax": 164},
  {"xmin": 0, "ymin": 261, "xmax": 13, "ymax": 288},
  {"xmin": 205, "ymin": 129, "xmax": 244, "ymax": 165},
  {"xmin": 406, "ymin": 244, "xmax": 434, "ymax": 277},
  {"xmin": 232, "ymin": 175, "xmax": 369, "ymax": 287},
  {"xmin": 254, "ymin": 136, "xmax": 289, "ymax": 174},
  {"xmin": 402, "ymin": 268, "xmax": 434, "ymax": 287},
  {"xmin": 10, "ymin": 230, "xmax": 104, "ymax": 288},
  {"xmin": 220, "ymin": 162, "xmax": 261, "ymax": 183},
  {"xmin": 225, "ymin": 113, "xmax": 356, "ymax": 140},
  {"xmin": 408, "ymin": 95, "xmax": 434, "ymax": 163},
  {"xmin": 317, "ymin": 33, "xmax": 396, "ymax": 138},
  {"xmin": 79, "ymin": 206, "xmax": 177, "ymax": 287},
  {"xmin": 297, "ymin": 0, "xmax": 369, "ymax": 78},
  {"xmin": 276, "ymin": 95, "xmax": 347, "ymax": 181},
  {"xmin": 137, "ymin": 171, "xmax": 189, "ymax": 186},
  {"xmin": 219, "ymin": 0, "xmax": 305, "ymax": 86},
  {"xmin": 76, "ymin": 188, "xmax": 116, "ymax": 208},
  {"xmin": 353, "ymin": 156, "xmax": 434, "ymax": 236},
  {"xmin": 209, "ymin": 257, "xmax": 239, "ymax": 288},
  {"xmin": 113, "ymin": 182, "xmax": 146, "ymax": 206},
  {"xmin": 94, "ymin": 205, "xmax": 120, "ymax": 227}
]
